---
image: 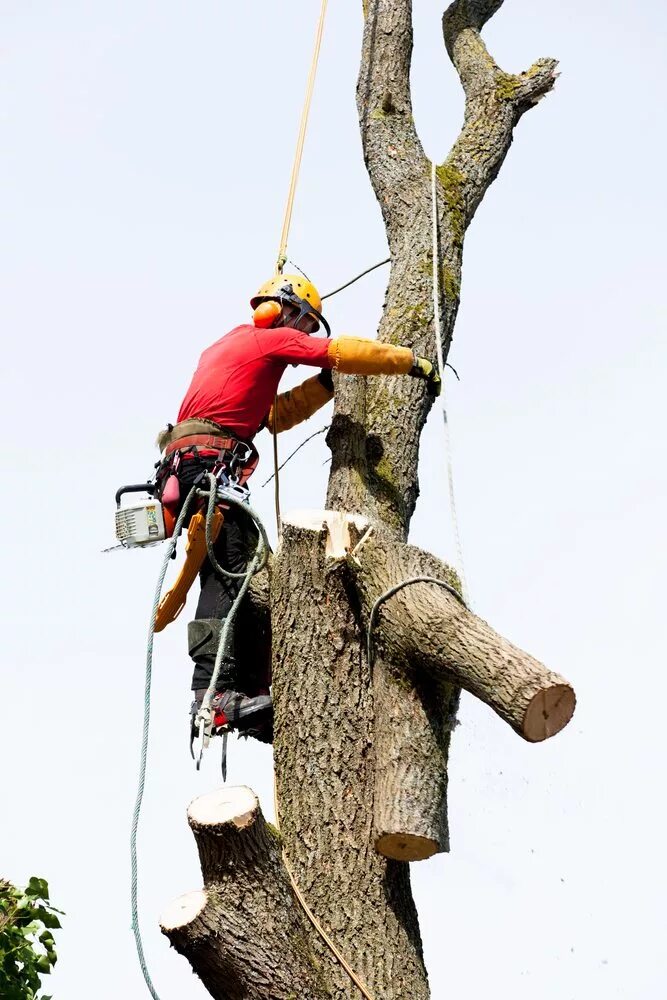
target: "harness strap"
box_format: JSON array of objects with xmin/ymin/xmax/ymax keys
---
[
  {"xmin": 164, "ymin": 435, "xmax": 260, "ymax": 487},
  {"xmin": 165, "ymin": 434, "xmax": 248, "ymax": 457},
  {"xmin": 153, "ymin": 509, "xmax": 225, "ymax": 632}
]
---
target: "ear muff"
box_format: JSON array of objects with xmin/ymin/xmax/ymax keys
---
[{"xmin": 253, "ymin": 300, "xmax": 282, "ymax": 328}]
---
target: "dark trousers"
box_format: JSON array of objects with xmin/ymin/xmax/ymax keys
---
[{"xmin": 176, "ymin": 458, "xmax": 256, "ymax": 690}]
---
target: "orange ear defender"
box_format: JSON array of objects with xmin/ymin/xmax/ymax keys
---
[{"xmin": 253, "ymin": 300, "xmax": 282, "ymax": 328}]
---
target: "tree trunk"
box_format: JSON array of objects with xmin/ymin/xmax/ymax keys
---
[{"xmin": 163, "ymin": 2, "xmax": 570, "ymax": 996}]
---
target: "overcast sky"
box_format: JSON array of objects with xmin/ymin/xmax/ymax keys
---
[{"xmin": 2, "ymin": 1, "xmax": 665, "ymax": 998}]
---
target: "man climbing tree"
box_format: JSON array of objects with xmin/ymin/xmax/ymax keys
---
[
  {"xmin": 154, "ymin": 273, "xmax": 440, "ymax": 743},
  {"xmin": 157, "ymin": 1, "xmax": 575, "ymax": 998}
]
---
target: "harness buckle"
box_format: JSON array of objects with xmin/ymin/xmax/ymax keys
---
[{"xmin": 217, "ymin": 479, "xmax": 251, "ymax": 505}]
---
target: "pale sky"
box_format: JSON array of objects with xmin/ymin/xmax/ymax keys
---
[{"xmin": 2, "ymin": 1, "xmax": 665, "ymax": 998}]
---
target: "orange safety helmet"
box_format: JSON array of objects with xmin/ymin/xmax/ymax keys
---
[{"xmin": 250, "ymin": 274, "xmax": 330, "ymax": 336}]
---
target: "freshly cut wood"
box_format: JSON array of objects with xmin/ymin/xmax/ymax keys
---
[
  {"xmin": 160, "ymin": 889, "xmax": 207, "ymax": 933},
  {"xmin": 160, "ymin": 786, "xmax": 330, "ymax": 1000},
  {"xmin": 373, "ymin": 656, "xmax": 455, "ymax": 861},
  {"xmin": 353, "ymin": 533, "xmax": 576, "ymax": 742},
  {"xmin": 281, "ymin": 508, "xmax": 370, "ymax": 559},
  {"xmin": 523, "ymin": 684, "xmax": 576, "ymax": 743}
]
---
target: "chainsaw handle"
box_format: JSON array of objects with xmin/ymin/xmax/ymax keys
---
[{"xmin": 115, "ymin": 483, "xmax": 156, "ymax": 507}]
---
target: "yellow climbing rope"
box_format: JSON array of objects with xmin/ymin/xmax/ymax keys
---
[
  {"xmin": 270, "ymin": 0, "xmax": 329, "ymax": 537},
  {"xmin": 275, "ymin": 0, "xmax": 329, "ymax": 276}
]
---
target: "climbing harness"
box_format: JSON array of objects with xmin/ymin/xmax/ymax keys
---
[
  {"xmin": 430, "ymin": 160, "xmax": 471, "ymax": 606},
  {"xmin": 114, "ymin": 424, "xmax": 260, "ymax": 628}
]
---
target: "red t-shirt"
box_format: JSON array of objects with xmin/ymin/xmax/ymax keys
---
[{"xmin": 177, "ymin": 324, "xmax": 332, "ymax": 439}]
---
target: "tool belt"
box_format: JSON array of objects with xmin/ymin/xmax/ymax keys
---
[{"xmin": 157, "ymin": 418, "xmax": 259, "ymax": 486}]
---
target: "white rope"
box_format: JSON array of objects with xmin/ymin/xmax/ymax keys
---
[
  {"xmin": 130, "ymin": 486, "xmax": 199, "ymax": 1000},
  {"xmin": 430, "ymin": 160, "xmax": 471, "ymax": 608},
  {"xmin": 131, "ymin": 481, "xmax": 269, "ymax": 998}
]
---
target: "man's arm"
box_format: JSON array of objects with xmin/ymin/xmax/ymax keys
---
[
  {"xmin": 267, "ymin": 371, "xmax": 333, "ymax": 434},
  {"xmin": 261, "ymin": 328, "xmax": 440, "ymax": 395}
]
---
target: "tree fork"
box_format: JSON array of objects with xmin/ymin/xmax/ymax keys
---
[
  {"xmin": 160, "ymin": 787, "xmax": 331, "ymax": 1000},
  {"xmin": 163, "ymin": 0, "xmax": 567, "ymax": 995}
]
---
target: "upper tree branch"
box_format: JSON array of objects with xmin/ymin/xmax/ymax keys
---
[
  {"xmin": 328, "ymin": 1, "xmax": 558, "ymax": 536},
  {"xmin": 357, "ymin": 0, "xmax": 425, "ymax": 239},
  {"xmin": 440, "ymin": 0, "xmax": 559, "ymax": 230}
]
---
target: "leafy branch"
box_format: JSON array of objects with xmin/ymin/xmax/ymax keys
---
[{"xmin": 0, "ymin": 876, "xmax": 63, "ymax": 1000}]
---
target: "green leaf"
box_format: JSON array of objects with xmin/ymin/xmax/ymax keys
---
[
  {"xmin": 0, "ymin": 875, "xmax": 60, "ymax": 998},
  {"xmin": 32, "ymin": 908, "xmax": 61, "ymax": 930},
  {"xmin": 25, "ymin": 878, "xmax": 49, "ymax": 901},
  {"xmin": 35, "ymin": 954, "xmax": 52, "ymax": 974},
  {"xmin": 1, "ymin": 986, "xmax": 32, "ymax": 1000}
]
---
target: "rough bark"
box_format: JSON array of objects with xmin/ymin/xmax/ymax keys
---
[
  {"xmin": 160, "ymin": 787, "xmax": 330, "ymax": 1000},
  {"xmin": 327, "ymin": 0, "xmax": 557, "ymax": 537},
  {"xmin": 271, "ymin": 516, "xmax": 429, "ymax": 999},
  {"xmin": 164, "ymin": 2, "xmax": 567, "ymax": 997},
  {"xmin": 352, "ymin": 531, "xmax": 575, "ymax": 742},
  {"xmin": 372, "ymin": 653, "xmax": 454, "ymax": 860}
]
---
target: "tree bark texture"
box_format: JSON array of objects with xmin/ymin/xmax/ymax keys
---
[
  {"xmin": 327, "ymin": 0, "xmax": 558, "ymax": 536},
  {"xmin": 160, "ymin": 787, "xmax": 330, "ymax": 1000},
  {"xmin": 165, "ymin": 2, "xmax": 569, "ymax": 997}
]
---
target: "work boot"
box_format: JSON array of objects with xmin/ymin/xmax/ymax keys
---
[{"xmin": 190, "ymin": 688, "xmax": 273, "ymax": 742}]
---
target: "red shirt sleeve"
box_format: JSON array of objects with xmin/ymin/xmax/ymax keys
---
[{"xmin": 255, "ymin": 327, "xmax": 333, "ymax": 368}]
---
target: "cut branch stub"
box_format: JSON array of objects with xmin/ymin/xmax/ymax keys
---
[
  {"xmin": 160, "ymin": 786, "xmax": 330, "ymax": 1000},
  {"xmin": 353, "ymin": 532, "xmax": 576, "ymax": 743},
  {"xmin": 278, "ymin": 511, "xmax": 457, "ymax": 866},
  {"xmin": 373, "ymin": 653, "xmax": 456, "ymax": 861}
]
